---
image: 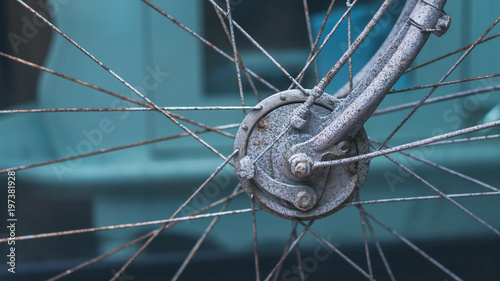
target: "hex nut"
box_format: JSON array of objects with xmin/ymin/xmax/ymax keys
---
[
  {"xmin": 295, "ymin": 191, "xmax": 313, "ymax": 210},
  {"xmin": 289, "ymin": 153, "xmax": 313, "ymax": 178}
]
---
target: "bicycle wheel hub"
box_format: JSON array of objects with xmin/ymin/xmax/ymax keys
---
[{"xmin": 234, "ymin": 90, "xmax": 370, "ymax": 220}]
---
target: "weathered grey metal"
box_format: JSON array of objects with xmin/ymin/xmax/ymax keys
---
[
  {"xmin": 234, "ymin": 0, "xmax": 450, "ymax": 220},
  {"xmin": 291, "ymin": 0, "xmax": 397, "ymax": 131},
  {"xmin": 234, "ymin": 90, "xmax": 370, "ymax": 220},
  {"xmin": 410, "ymin": 0, "xmax": 451, "ymax": 37},
  {"xmin": 284, "ymin": 0, "xmax": 450, "ymax": 184},
  {"xmin": 308, "ymin": 0, "xmax": 449, "ymax": 153},
  {"xmin": 335, "ymin": 0, "xmax": 420, "ymax": 99}
]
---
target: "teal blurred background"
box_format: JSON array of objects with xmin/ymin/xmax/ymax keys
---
[{"xmin": 0, "ymin": 0, "xmax": 499, "ymax": 280}]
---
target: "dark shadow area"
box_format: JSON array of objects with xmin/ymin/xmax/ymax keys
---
[
  {"xmin": 2, "ymin": 237, "xmax": 499, "ymax": 280},
  {"xmin": 0, "ymin": 0, "xmax": 52, "ymax": 108}
]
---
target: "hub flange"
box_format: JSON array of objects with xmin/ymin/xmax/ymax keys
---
[{"xmin": 234, "ymin": 90, "xmax": 371, "ymax": 220}]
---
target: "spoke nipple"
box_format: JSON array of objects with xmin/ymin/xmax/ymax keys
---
[
  {"xmin": 238, "ymin": 156, "xmax": 255, "ymax": 179},
  {"xmin": 291, "ymin": 105, "xmax": 308, "ymax": 130}
]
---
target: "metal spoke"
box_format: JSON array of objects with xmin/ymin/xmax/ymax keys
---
[
  {"xmin": 253, "ymin": 124, "xmax": 292, "ymax": 164},
  {"xmin": 356, "ymin": 198, "xmax": 374, "ymax": 281},
  {"xmin": 0, "ymin": 106, "xmax": 261, "ymax": 114},
  {"xmin": 0, "ymin": 51, "xmax": 144, "ymax": 107},
  {"xmin": 308, "ymin": 0, "xmax": 393, "ymax": 98},
  {"xmin": 370, "ymin": 138, "xmax": 500, "ymax": 192},
  {"xmin": 0, "ymin": 189, "xmax": 247, "ymax": 244},
  {"xmin": 264, "ymin": 221, "xmax": 313, "ymax": 281},
  {"xmin": 271, "ymin": 221, "xmax": 298, "ymax": 281},
  {"xmin": 427, "ymin": 134, "xmax": 500, "ymax": 146},
  {"xmin": 208, "ymin": 0, "xmax": 307, "ymax": 92},
  {"xmin": 251, "ymin": 195, "xmax": 261, "ymax": 281},
  {"xmin": 224, "ymin": 0, "xmax": 246, "ymax": 116},
  {"xmin": 294, "ymin": 0, "xmax": 337, "ymax": 86},
  {"xmin": 259, "ymin": 0, "xmax": 376, "ymax": 170},
  {"xmin": 314, "ymin": 120, "xmax": 500, "ymax": 168},
  {"xmin": 302, "ymin": 0, "xmax": 319, "ymax": 84},
  {"xmin": 212, "ymin": 5, "xmax": 261, "ymax": 102},
  {"xmin": 347, "ymin": 0, "xmax": 354, "ymax": 93},
  {"xmin": 363, "ymin": 213, "xmax": 396, "ymax": 281},
  {"xmin": 110, "ymin": 150, "xmax": 240, "ymax": 281},
  {"xmin": 172, "ymin": 186, "xmax": 241, "ymax": 281},
  {"xmin": 45, "ymin": 186, "xmax": 242, "ymax": 280},
  {"xmin": 298, "ymin": 221, "xmax": 371, "ymax": 279},
  {"xmin": 141, "ymin": 0, "xmax": 279, "ymax": 92},
  {"xmin": 344, "ymin": 191, "xmax": 500, "ymax": 207},
  {"xmin": 16, "ymin": 0, "xmax": 235, "ymax": 164},
  {"xmin": 293, "ymin": 230, "xmax": 306, "ymax": 281},
  {"xmin": 0, "ymin": 106, "xmax": 239, "ymax": 140},
  {"xmin": 0, "ymin": 124, "xmax": 238, "ymax": 175},
  {"xmin": 364, "ymin": 210, "xmax": 464, "ymax": 281},
  {"xmin": 291, "ymin": 0, "xmax": 359, "ymax": 89},
  {"xmin": 405, "ymin": 32, "xmax": 500, "ymax": 73},
  {"xmin": 290, "ymin": 0, "xmax": 395, "ymax": 133},
  {"xmin": 390, "ymin": 73, "xmax": 500, "ymax": 94},
  {"xmin": 377, "ymin": 15, "xmax": 500, "ymax": 149},
  {"xmin": 374, "ymin": 85, "xmax": 500, "ymax": 116},
  {"xmin": 47, "ymin": 232, "xmax": 155, "ymax": 281},
  {"xmin": 382, "ymin": 152, "xmax": 500, "ymax": 237},
  {"xmin": 14, "ymin": 0, "xmax": 147, "ymax": 105},
  {"xmin": 0, "ymin": 51, "xmax": 232, "ymax": 134},
  {"xmin": 3, "ymin": 49, "xmax": 235, "ymax": 138}
]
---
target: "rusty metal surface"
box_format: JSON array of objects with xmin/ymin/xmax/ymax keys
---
[
  {"xmin": 234, "ymin": 90, "xmax": 370, "ymax": 220},
  {"xmin": 234, "ymin": 0, "xmax": 451, "ymax": 220}
]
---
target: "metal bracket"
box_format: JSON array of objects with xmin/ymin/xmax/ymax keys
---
[{"xmin": 253, "ymin": 166, "xmax": 318, "ymax": 211}]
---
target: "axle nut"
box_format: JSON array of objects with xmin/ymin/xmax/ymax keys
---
[{"xmin": 295, "ymin": 191, "xmax": 314, "ymax": 210}]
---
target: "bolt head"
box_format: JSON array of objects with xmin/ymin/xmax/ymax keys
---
[
  {"xmin": 337, "ymin": 140, "xmax": 351, "ymax": 155},
  {"xmin": 289, "ymin": 153, "xmax": 312, "ymax": 178},
  {"xmin": 294, "ymin": 162, "xmax": 309, "ymax": 177},
  {"xmin": 296, "ymin": 191, "xmax": 313, "ymax": 209}
]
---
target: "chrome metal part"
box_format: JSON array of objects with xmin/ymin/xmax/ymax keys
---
[{"xmin": 234, "ymin": 90, "xmax": 370, "ymax": 220}]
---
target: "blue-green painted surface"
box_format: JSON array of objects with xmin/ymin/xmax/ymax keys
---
[{"xmin": 0, "ymin": 0, "xmax": 498, "ymax": 261}]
